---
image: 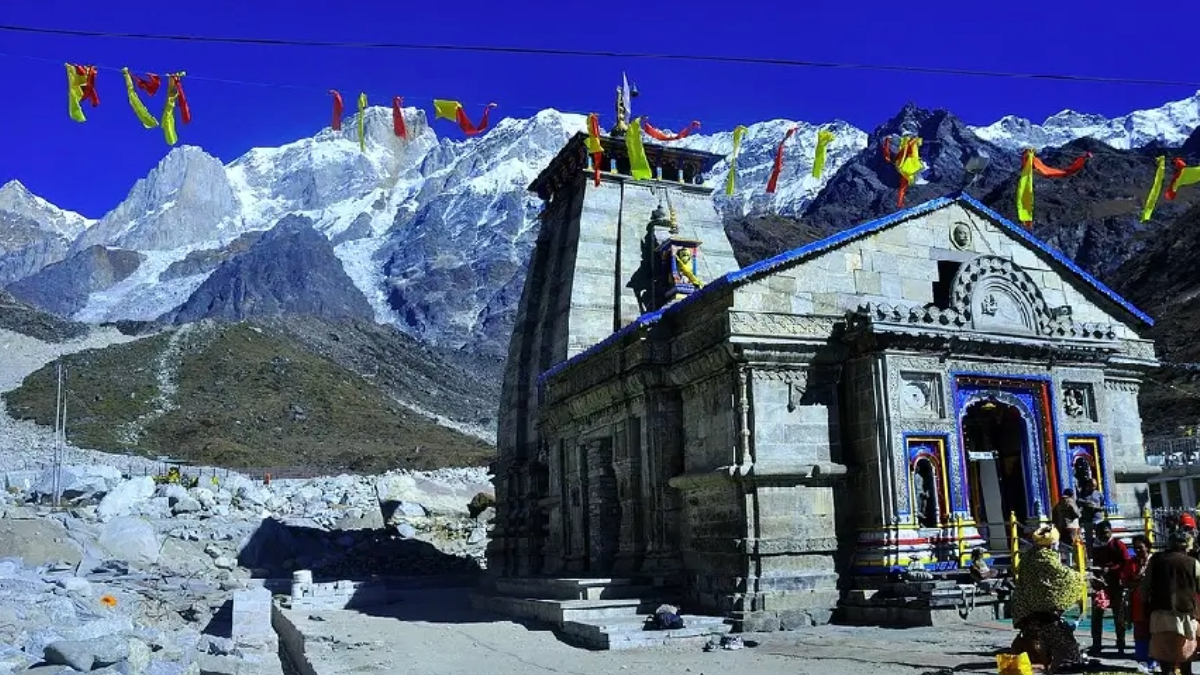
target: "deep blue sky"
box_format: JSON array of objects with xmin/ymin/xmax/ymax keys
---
[{"xmin": 1, "ymin": 0, "xmax": 1197, "ymax": 219}]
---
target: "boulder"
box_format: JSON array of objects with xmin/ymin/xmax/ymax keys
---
[
  {"xmin": 44, "ymin": 634, "xmax": 129, "ymax": 670},
  {"xmin": 34, "ymin": 465, "xmax": 122, "ymax": 502},
  {"xmin": 170, "ymin": 496, "xmax": 202, "ymax": 515},
  {"xmin": 99, "ymin": 517, "xmax": 162, "ymax": 566},
  {"xmin": 97, "ymin": 477, "xmax": 156, "ymax": 520}
]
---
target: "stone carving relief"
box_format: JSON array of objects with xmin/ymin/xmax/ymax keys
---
[
  {"xmin": 950, "ymin": 255, "xmax": 1051, "ymax": 335},
  {"xmin": 950, "ymin": 222, "xmax": 973, "ymax": 250},
  {"xmin": 1062, "ymin": 382, "xmax": 1097, "ymax": 421},
  {"xmin": 899, "ymin": 371, "xmax": 944, "ymax": 418},
  {"xmin": 727, "ymin": 311, "xmax": 838, "ymax": 340}
]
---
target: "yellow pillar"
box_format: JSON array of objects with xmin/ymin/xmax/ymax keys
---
[
  {"xmin": 1076, "ymin": 537, "xmax": 1089, "ymax": 619},
  {"xmin": 955, "ymin": 514, "xmax": 966, "ymax": 566},
  {"xmin": 1144, "ymin": 507, "xmax": 1156, "ymax": 547},
  {"xmin": 1008, "ymin": 511, "xmax": 1020, "ymax": 577}
]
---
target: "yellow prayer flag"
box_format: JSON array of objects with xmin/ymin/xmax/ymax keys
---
[
  {"xmin": 1016, "ymin": 149, "xmax": 1035, "ymax": 225},
  {"xmin": 625, "ymin": 117, "xmax": 652, "ymax": 181},
  {"xmin": 896, "ymin": 137, "xmax": 923, "ymax": 183},
  {"xmin": 66, "ymin": 64, "xmax": 86, "ymax": 123},
  {"xmin": 357, "ymin": 93, "xmax": 367, "ymax": 152},
  {"xmin": 725, "ymin": 125, "xmax": 748, "ymax": 196},
  {"xmin": 1141, "ymin": 156, "xmax": 1166, "ymax": 223},
  {"xmin": 122, "ymin": 67, "xmax": 159, "ymax": 129},
  {"xmin": 812, "ymin": 129, "xmax": 835, "ymax": 179},
  {"xmin": 1177, "ymin": 166, "xmax": 1200, "ymax": 191},
  {"xmin": 161, "ymin": 79, "xmax": 179, "ymax": 146},
  {"xmin": 433, "ymin": 100, "xmax": 462, "ymax": 122}
]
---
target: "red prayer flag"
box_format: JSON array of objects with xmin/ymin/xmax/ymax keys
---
[
  {"xmin": 641, "ymin": 119, "xmax": 701, "ymax": 142},
  {"xmin": 329, "ymin": 90, "xmax": 344, "ymax": 131},
  {"xmin": 392, "ymin": 96, "xmax": 408, "ymax": 139},
  {"xmin": 766, "ymin": 127, "xmax": 798, "ymax": 194}
]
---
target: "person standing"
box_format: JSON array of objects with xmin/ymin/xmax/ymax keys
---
[
  {"xmin": 1125, "ymin": 535, "xmax": 1157, "ymax": 674},
  {"xmin": 1141, "ymin": 531, "xmax": 1200, "ymax": 675},
  {"xmin": 1078, "ymin": 479, "xmax": 1105, "ymax": 547},
  {"xmin": 1090, "ymin": 520, "xmax": 1130, "ymax": 656},
  {"xmin": 1053, "ymin": 489, "xmax": 1083, "ymax": 564}
]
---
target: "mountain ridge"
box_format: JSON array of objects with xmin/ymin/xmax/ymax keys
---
[{"xmin": 0, "ymin": 92, "xmax": 1197, "ymax": 443}]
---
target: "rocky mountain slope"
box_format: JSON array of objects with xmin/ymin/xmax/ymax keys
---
[
  {"xmin": 1, "ymin": 321, "xmax": 494, "ymax": 472},
  {"xmin": 165, "ymin": 215, "xmax": 375, "ymax": 325},
  {"xmin": 0, "ymin": 289, "xmax": 90, "ymax": 343}
]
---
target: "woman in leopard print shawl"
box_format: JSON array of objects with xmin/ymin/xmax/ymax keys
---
[{"xmin": 1010, "ymin": 524, "xmax": 1088, "ymax": 673}]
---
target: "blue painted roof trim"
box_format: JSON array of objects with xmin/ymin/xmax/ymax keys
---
[{"xmin": 537, "ymin": 192, "xmax": 1153, "ymax": 386}]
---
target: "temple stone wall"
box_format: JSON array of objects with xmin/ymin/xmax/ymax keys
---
[
  {"xmin": 680, "ymin": 370, "xmax": 739, "ymax": 472},
  {"xmin": 572, "ymin": 178, "xmax": 740, "ymax": 356}
]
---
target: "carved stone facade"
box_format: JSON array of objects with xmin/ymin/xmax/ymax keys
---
[{"xmin": 495, "ymin": 144, "xmax": 1160, "ymax": 631}]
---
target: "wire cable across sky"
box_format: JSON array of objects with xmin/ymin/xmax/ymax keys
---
[{"xmin": 4, "ymin": 23, "xmax": 1200, "ymax": 89}]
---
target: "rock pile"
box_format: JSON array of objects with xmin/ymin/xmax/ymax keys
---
[{"xmin": 0, "ymin": 464, "xmax": 494, "ymax": 674}]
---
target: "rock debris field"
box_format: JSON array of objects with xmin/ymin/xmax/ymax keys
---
[
  {"xmin": 0, "ymin": 462, "xmax": 494, "ymax": 675},
  {"xmin": 0, "ymin": 326, "xmax": 495, "ymax": 675}
]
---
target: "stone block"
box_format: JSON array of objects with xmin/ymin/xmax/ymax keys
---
[
  {"xmin": 232, "ymin": 588, "xmax": 273, "ymax": 644},
  {"xmin": 853, "ymin": 270, "xmax": 881, "ymax": 295}
]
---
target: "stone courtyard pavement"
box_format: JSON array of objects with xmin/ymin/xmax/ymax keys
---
[{"xmin": 277, "ymin": 592, "xmax": 1136, "ymax": 675}]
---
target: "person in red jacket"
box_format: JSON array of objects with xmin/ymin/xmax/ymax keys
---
[{"xmin": 1089, "ymin": 520, "xmax": 1131, "ymax": 656}]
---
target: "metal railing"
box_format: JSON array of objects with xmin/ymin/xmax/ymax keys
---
[{"xmin": 1145, "ymin": 436, "xmax": 1200, "ymax": 468}]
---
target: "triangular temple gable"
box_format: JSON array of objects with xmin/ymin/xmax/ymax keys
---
[{"xmin": 726, "ymin": 195, "xmax": 1152, "ymax": 343}]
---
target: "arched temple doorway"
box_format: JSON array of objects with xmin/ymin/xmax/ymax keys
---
[{"xmin": 963, "ymin": 399, "xmax": 1031, "ymax": 551}]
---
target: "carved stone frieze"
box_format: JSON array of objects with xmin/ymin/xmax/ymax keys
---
[
  {"xmin": 672, "ymin": 313, "xmax": 730, "ymax": 361},
  {"xmin": 1119, "ymin": 339, "xmax": 1157, "ymax": 362},
  {"xmin": 667, "ymin": 346, "xmax": 733, "ymax": 388},
  {"xmin": 849, "ymin": 299, "xmax": 1118, "ymax": 344},
  {"xmin": 728, "ymin": 311, "xmax": 840, "ymax": 339},
  {"xmin": 752, "ymin": 367, "xmax": 808, "ymax": 387},
  {"xmin": 1104, "ymin": 378, "xmax": 1141, "ymax": 393}
]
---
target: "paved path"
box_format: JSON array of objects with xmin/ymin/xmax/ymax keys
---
[{"xmin": 276, "ymin": 591, "xmax": 1138, "ymax": 675}]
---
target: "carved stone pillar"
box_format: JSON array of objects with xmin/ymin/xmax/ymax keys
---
[{"xmin": 641, "ymin": 388, "xmax": 684, "ymax": 577}]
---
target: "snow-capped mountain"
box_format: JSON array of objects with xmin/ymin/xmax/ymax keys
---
[
  {"xmin": 970, "ymin": 89, "xmax": 1200, "ymax": 151},
  {"xmin": 2, "ymin": 88, "xmax": 1198, "ymax": 360},
  {"xmin": 0, "ymin": 180, "xmax": 95, "ymax": 240},
  {"xmin": 678, "ymin": 119, "xmax": 867, "ymax": 217},
  {"xmin": 0, "ymin": 180, "xmax": 96, "ymax": 286}
]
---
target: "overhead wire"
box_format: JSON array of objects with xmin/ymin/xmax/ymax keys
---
[
  {"xmin": 1, "ymin": 23, "xmax": 1199, "ymax": 137},
  {"xmin": 3, "ymin": 23, "xmax": 1200, "ymax": 89},
  {"xmin": 0, "ymin": 49, "xmax": 763, "ymax": 133}
]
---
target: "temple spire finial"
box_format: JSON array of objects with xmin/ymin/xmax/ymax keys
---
[{"xmin": 610, "ymin": 73, "xmax": 638, "ymax": 136}]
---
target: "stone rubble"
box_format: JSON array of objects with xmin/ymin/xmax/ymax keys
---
[{"xmin": 0, "ymin": 463, "xmax": 495, "ymax": 674}]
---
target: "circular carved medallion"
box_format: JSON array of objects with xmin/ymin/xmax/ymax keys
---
[
  {"xmin": 950, "ymin": 222, "xmax": 972, "ymax": 250},
  {"xmin": 902, "ymin": 381, "xmax": 931, "ymax": 411}
]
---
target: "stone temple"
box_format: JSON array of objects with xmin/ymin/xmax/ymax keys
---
[{"xmin": 484, "ymin": 123, "xmax": 1160, "ymax": 632}]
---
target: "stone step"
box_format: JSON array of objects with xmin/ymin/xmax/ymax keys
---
[
  {"xmin": 470, "ymin": 594, "xmax": 658, "ymax": 626},
  {"xmin": 493, "ymin": 577, "xmax": 650, "ymax": 601},
  {"xmin": 560, "ymin": 615, "xmax": 732, "ymax": 651}
]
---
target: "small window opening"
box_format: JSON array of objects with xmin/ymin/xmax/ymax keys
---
[{"xmin": 932, "ymin": 260, "xmax": 961, "ymax": 310}]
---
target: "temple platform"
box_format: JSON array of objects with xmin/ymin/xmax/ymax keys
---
[
  {"xmin": 471, "ymin": 577, "xmax": 732, "ymax": 650},
  {"xmin": 836, "ymin": 570, "xmax": 1009, "ymax": 628}
]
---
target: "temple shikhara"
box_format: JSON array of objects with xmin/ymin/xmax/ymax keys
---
[{"xmin": 481, "ymin": 86, "xmax": 1161, "ymax": 635}]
